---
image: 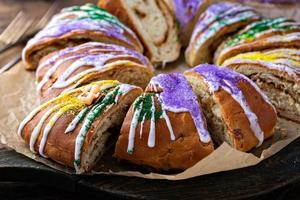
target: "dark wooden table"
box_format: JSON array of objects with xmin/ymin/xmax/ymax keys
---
[
  {"xmin": 0, "ymin": 138, "xmax": 299, "ymax": 200},
  {"xmin": 0, "ymin": 0, "xmax": 299, "ymax": 199}
]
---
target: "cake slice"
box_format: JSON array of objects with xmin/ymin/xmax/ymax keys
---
[
  {"xmin": 18, "ymin": 80, "xmax": 142, "ymax": 173},
  {"xmin": 115, "ymin": 73, "xmax": 214, "ymax": 170},
  {"xmin": 184, "ymin": 64, "xmax": 277, "ymax": 152},
  {"xmin": 98, "ymin": 0, "xmax": 181, "ymax": 66},
  {"xmin": 222, "ymin": 48, "xmax": 300, "ymax": 122}
]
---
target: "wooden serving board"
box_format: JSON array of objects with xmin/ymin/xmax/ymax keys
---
[{"xmin": 0, "ymin": 138, "xmax": 299, "ymax": 199}]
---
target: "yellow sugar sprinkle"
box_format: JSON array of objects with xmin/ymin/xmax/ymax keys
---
[
  {"xmin": 49, "ymin": 119, "xmax": 56, "ymax": 126},
  {"xmin": 291, "ymin": 60, "xmax": 300, "ymax": 67},
  {"xmin": 228, "ymin": 52, "xmax": 282, "ymax": 62},
  {"xmin": 224, "ymin": 49, "xmax": 300, "ymax": 66},
  {"xmin": 41, "ymin": 80, "xmax": 120, "ymax": 123},
  {"xmin": 70, "ymin": 80, "xmax": 120, "ymax": 94},
  {"xmin": 89, "ymin": 80, "xmax": 119, "ymax": 89}
]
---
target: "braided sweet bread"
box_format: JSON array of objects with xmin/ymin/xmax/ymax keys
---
[
  {"xmin": 17, "ymin": 1, "xmax": 294, "ymax": 173},
  {"xmin": 18, "ymin": 80, "xmax": 142, "ymax": 173},
  {"xmin": 36, "ymin": 42, "xmax": 153, "ymax": 101},
  {"xmin": 22, "ymin": 4, "xmax": 143, "ymax": 70}
]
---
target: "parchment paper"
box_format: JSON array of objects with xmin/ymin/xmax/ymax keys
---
[{"xmin": 0, "ymin": 3, "xmax": 299, "ymax": 180}]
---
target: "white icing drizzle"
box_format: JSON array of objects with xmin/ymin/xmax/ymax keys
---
[
  {"xmin": 223, "ymin": 59, "xmax": 300, "ymax": 80},
  {"xmin": 50, "ymin": 55, "xmax": 133, "ymax": 89},
  {"xmin": 266, "ymin": 32, "xmax": 300, "ymax": 43},
  {"xmin": 191, "ymin": 2, "xmax": 257, "ymax": 45},
  {"xmin": 127, "ymin": 98, "xmax": 143, "ymax": 153},
  {"xmin": 156, "ymin": 94, "xmax": 175, "ymax": 141},
  {"xmin": 65, "ymin": 107, "xmax": 89, "ymax": 133},
  {"xmin": 17, "ymin": 91, "xmax": 80, "ymax": 137},
  {"xmin": 194, "ymin": 11, "xmax": 259, "ymax": 49},
  {"xmin": 29, "ymin": 104, "xmax": 66, "ymax": 152},
  {"xmin": 126, "ymin": 92, "xmax": 179, "ymax": 153},
  {"xmin": 18, "ymin": 105, "xmax": 46, "ymax": 137},
  {"xmin": 202, "ymin": 75, "xmax": 264, "ymax": 146},
  {"xmin": 74, "ymin": 84, "xmax": 135, "ymax": 169},
  {"xmin": 22, "ymin": 3, "xmax": 142, "ymax": 65},
  {"xmin": 221, "ymin": 32, "xmax": 300, "ymax": 63},
  {"xmin": 150, "ymin": 80, "xmax": 211, "ymax": 144},
  {"xmin": 147, "ymin": 96, "xmax": 156, "ymax": 148},
  {"xmin": 221, "ymin": 81, "xmax": 264, "ymax": 146},
  {"xmin": 139, "ymin": 114, "xmax": 146, "ymax": 139},
  {"xmin": 19, "ymin": 81, "xmax": 135, "ymax": 172},
  {"xmin": 39, "ymin": 104, "xmax": 76, "ymax": 157},
  {"xmin": 37, "ymin": 55, "xmax": 80, "ymax": 93}
]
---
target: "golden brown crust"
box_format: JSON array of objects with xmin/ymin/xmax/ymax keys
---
[
  {"xmin": 115, "ymin": 106, "xmax": 214, "ymax": 170},
  {"xmin": 22, "ymin": 110, "xmax": 78, "ymax": 167},
  {"xmin": 184, "ymin": 71, "xmax": 277, "ymax": 152}
]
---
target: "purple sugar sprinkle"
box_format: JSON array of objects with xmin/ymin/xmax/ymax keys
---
[
  {"xmin": 27, "ymin": 18, "xmax": 133, "ymax": 48},
  {"xmin": 39, "ymin": 42, "xmax": 150, "ymax": 69},
  {"xmin": 151, "ymin": 73, "xmax": 211, "ymax": 143},
  {"xmin": 173, "ymin": 0, "xmax": 204, "ymax": 29},
  {"xmin": 193, "ymin": 2, "xmax": 254, "ymax": 36},
  {"xmin": 188, "ymin": 64, "xmax": 246, "ymax": 94}
]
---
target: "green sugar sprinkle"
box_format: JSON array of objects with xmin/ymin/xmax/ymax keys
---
[
  {"xmin": 225, "ymin": 17, "xmax": 297, "ymax": 47},
  {"xmin": 74, "ymin": 159, "xmax": 80, "ymax": 166},
  {"xmin": 127, "ymin": 149, "xmax": 134, "ymax": 155},
  {"xmin": 134, "ymin": 93, "xmax": 162, "ymax": 122},
  {"xmin": 83, "ymin": 86, "xmax": 121, "ymax": 132},
  {"xmin": 63, "ymin": 4, "xmax": 125, "ymax": 29}
]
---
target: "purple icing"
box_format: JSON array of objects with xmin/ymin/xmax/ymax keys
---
[
  {"xmin": 36, "ymin": 42, "xmax": 152, "ymax": 92},
  {"xmin": 189, "ymin": 64, "xmax": 247, "ymax": 93},
  {"xmin": 192, "ymin": 2, "xmax": 255, "ymax": 37},
  {"xmin": 151, "ymin": 73, "xmax": 211, "ymax": 143},
  {"xmin": 173, "ymin": 0, "xmax": 204, "ymax": 29},
  {"xmin": 27, "ymin": 18, "xmax": 133, "ymax": 48},
  {"xmin": 38, "ymin": 42, "xmax": 150, "ymax": 71}
]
